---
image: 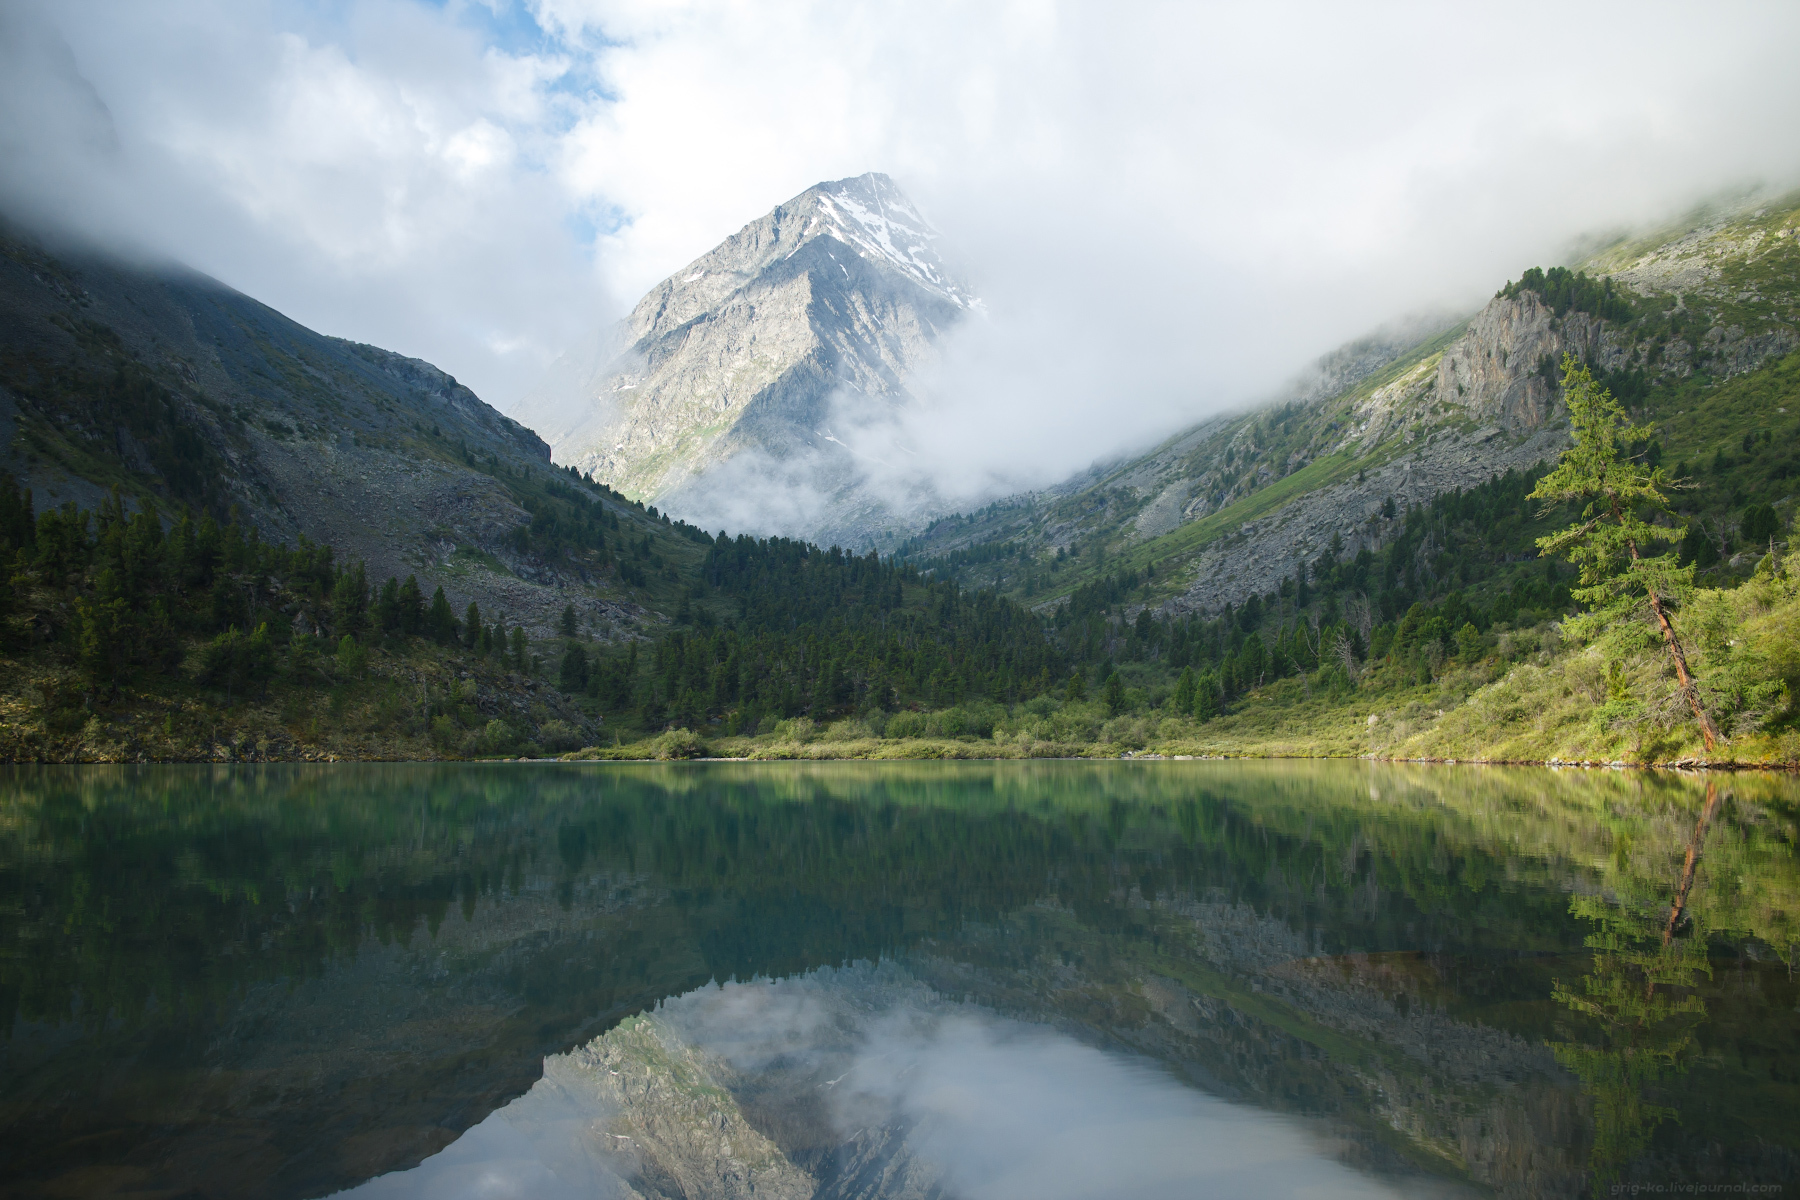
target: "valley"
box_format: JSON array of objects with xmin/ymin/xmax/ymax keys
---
[{"xmin": 1, "ymin": 190, "xmax": 1797, "ymax": 769}]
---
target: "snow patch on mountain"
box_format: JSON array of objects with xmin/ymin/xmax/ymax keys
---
[{"xmin": 816, "ymin": 177, "xmax": 978, "ymax": 309}]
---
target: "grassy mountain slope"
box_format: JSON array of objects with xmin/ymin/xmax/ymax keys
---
[{"xmin": 900, "ymin": 193, "xmax": 1800, "ymax": 619}]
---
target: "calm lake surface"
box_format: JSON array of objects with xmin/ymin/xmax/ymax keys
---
[{"xmin": 1, "ymin": 762, "xmax": 1796, "ymax": 1199}]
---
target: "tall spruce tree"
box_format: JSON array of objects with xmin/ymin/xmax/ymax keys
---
[
  {"xmin": 428, "ymin": 586, "xmax": 457, "ymax": 645},
  {"xmin": 1529, "ymin": 354, "xmax": 1723, "ymax": 749}
]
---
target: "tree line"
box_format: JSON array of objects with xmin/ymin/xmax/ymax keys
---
[
  {"xmin": 0, "ymin": 474, "xmax": 518, "ymax": 706},
  {"xmin": 557, "ymin": 534, "xmax": 1068, "ymax": 730}
]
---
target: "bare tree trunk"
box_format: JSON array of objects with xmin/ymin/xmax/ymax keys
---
[
  {"xmin": 1610, "ymin": 493, "xmax": 1724, "ymax": 751},
  {"xmin": 1646, "ymin": 582, "xmax": 1723, "ymax": 751}
]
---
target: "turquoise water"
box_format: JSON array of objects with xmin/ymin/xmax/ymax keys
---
[{"xmin": 1, "ymin": 762, "xmax": 1795, "ymax": 1198}]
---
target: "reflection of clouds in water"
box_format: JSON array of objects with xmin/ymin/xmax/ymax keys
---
[
  {"xmin": 338, "ymin": 962, "xmax": 1453, "ymax": 1199},
  {"xmin": 668, "ymin": 966, "xmax": 1431, "ymax": 1200},
  {"xmin": 330, "ymin": 1071, "xmax": 636, "ymax": 1200}
]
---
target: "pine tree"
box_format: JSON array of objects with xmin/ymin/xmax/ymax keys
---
[
  {"xmin": 1103, "ymin": 671, "xmax": 1126, "ymax": 716},
  {"xmin": 398, "ymin": 575, "xmax": 425, "ymax": 635},
  {"xmin": 75, "ymin": 568, "xmax": 132, "ymax": 693},
  {"xmin": 332, "ymin": 561, "xmax": 368, "ymax": 636},
  {"xmin": 1171, "ymin": 666, "xmax": 1197, "ymax": 716},
  {"xmin": 1529, "ymin": 354, "xmax": 1722, "ymax": 749},
  {"xmin": 559, "ymin": 603, "xmax": 578, "ymax": 638},
  {"xmin": 464, "ymin": 601, "xmax": 483, "ymax": 649},
  {"xmin": 375, "ymin": 576, "xmax": 401, "ymax": 634},
  {"xmin": 1193, "ymin": 670, "xmax": 1222, "ymax": 720},
  {"xmin": 559, "ymin": 641, "xmax": 590, "ymax": 692},
  {"xmin": 428, "ymin": 586, "xmax": 457, "ymax": 645}
]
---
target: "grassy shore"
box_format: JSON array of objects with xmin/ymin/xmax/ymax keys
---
[
  {"xmin": 567, "ymin": 543, "xmax": 1800, "ymax": 771},
  {"xmin": 562, "ymin": 668, "xmax": 1798, "ymax": 769}
]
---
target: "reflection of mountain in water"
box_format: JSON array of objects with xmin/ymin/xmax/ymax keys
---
[
  {"xmin": 342, "ymin": 964, "xmax": 1440, "ymax": 1200},
  {"xmin": 3, "ymin": 763, "xmax": 1796, "ymax": 1199}
]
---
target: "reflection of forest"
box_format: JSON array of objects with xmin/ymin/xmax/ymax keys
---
[
  {"xmin": 0, "ymin": 763, "xmax": 1796, "ymax": 1199},
  {"xmin": 1548, "ymin": 781, "xmax": 1796, "ymax": 1193}
]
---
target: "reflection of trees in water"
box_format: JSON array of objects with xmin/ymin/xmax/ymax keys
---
[{"xmin": 1551, "ymin": 782, "xmax": 1725, "ymax": 1194}]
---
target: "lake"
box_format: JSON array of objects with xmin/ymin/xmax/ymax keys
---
[{"xmin": 1, "ymin": 762, "xmax": 1795, "ymax": 1198}]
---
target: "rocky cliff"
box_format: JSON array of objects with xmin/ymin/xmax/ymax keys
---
[{"xmin": 514, "ymin": 173, "xmax": 973, "ymax": 539}]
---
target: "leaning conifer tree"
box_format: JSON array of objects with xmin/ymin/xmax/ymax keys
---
[{"xmin": 1529, "ymin": 354, "xmax": 1723, "ymax": 750}]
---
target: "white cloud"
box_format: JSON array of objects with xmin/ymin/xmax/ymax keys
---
[{"xmin": 4, "ymin": 0, "xmax": 1798, "ymax": 489}]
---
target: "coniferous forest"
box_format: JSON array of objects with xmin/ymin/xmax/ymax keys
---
[{"xmin": 3, "ymin": 232, "xmax": 1799, "ymax": 764}]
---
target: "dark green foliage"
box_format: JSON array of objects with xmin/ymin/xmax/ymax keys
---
[
  {"xmin": 0, "ymin": 472, "xmax": 517, "ymax": 709},
  {"xmin": 196, "ymin": 623, "xmax": 276, "ymax": 699},
  {"xmin": 1031, "ymin": 463, "xmax": 1583, "ymax": 719},
  {"xmin": 1682, "ymin": 523, "xmax": 1721, "ymax": 568},
  {"xmin": 1193, "ymin": 670, "xmax": 1221, "ymax": 720},
  {"xmin": 1500, "ymin": 267, "xmax": 1634, "ymax": 322},
  {"xmin": 1742, "ymin": 502, "xmax": 1780, "ymax": 547},
  {"xmin": 559, "ymin": 603, "xmax": 578, "ymax": 637},
  {"xmin": 396, "ymin": 576, "xmax": 425, "ymax": 634},
  {"xmin": 427, "ymin": 586, "xmax": 457, "ymax": 644},
  {"xmin": 1171, "ymin": 666, "xmax": 1196, "ymax": 715},
  {"xmin": 594, "ymin": 536, "xmax": 1065, "ymax": 730},
  {"xmin": 332, "ymin": 562, "xmax": 368, "ymax": 636},
  {"xmin": 559, "ymin": 641, "xmax": 589, "ymax": 693},
  {"xmin": 1065, "ymin": 671, "xmax": 1086, "ymax": 702}
]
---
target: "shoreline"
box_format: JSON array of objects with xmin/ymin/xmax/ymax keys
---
[{"xmin": 4, "ymin": 747, "xmax": 1794, "ymax": 771}]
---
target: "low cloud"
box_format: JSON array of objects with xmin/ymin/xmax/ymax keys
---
[{"xmin": 4, "ymin": 1, "xmax": 1798, "ymax": 498}]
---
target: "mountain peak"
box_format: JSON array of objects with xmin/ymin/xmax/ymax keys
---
[
  {"xmin": 802, "ymin": 173, "xmax": 977, "ymax": 309},
  {"xmin": 637, "ymin": 173, "xmax": 975, "ymax": 332},
  {"xmin": 514, "ymin": 173, "xmax": 975, "ymax": 535}
]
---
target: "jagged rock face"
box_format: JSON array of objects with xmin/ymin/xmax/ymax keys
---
[
  {"xmin": 516, "ymin": 173, "xmax": 972, "ymax": 518},
  {"xmin": 1435, "ymin": 292, "xmax": 1576, "ymax": 432},
  {"xmin": 1164, "ymin": 272, "xmax": 1787, "ymax": 613}
]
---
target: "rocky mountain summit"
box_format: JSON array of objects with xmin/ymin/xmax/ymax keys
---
[{"xmin": 514, "ymin": 173, "xmax": 973, "ymax": 540}]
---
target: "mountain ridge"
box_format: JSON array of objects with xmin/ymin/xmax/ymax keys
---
[
  {"xmin": 898, "ymin": 191, "xmax": 1800, "ymax": 616},
  {"xmin": 0, "ymin": 222, "xmax": 710, "ymax": 645}
]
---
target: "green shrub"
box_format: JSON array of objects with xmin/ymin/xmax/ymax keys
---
[
  {"xmin": 822, "ymin": 718, "xmax": 874, "ymax": 742},
  {"xmin": 478, "ymin": 719, "xmax": 514, "ymax": 755},
  {"xmin": 654, "ymin": 728, "xmax": 707, "ymax": 759},
  {"xmin": 925, "ymin": 708, "xmax": 966, "ymax": 737},
  {"xmin": 335, "ymin": 634, "xmax": 366, "ymax": 679},
  {"xmin": 429, "ymin": 714, "xmax": 461, "ymax": 751},
  {"xmin": 774, "ymin": 716, "xmax": 815, "ymax": 743},
  {"xmin": 536, "ymin": 718, "xmax": 581, "ymax": 753},
  {"xmin": 885, "ymin": 710, "xmax": 925, "ymax": 738}
]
